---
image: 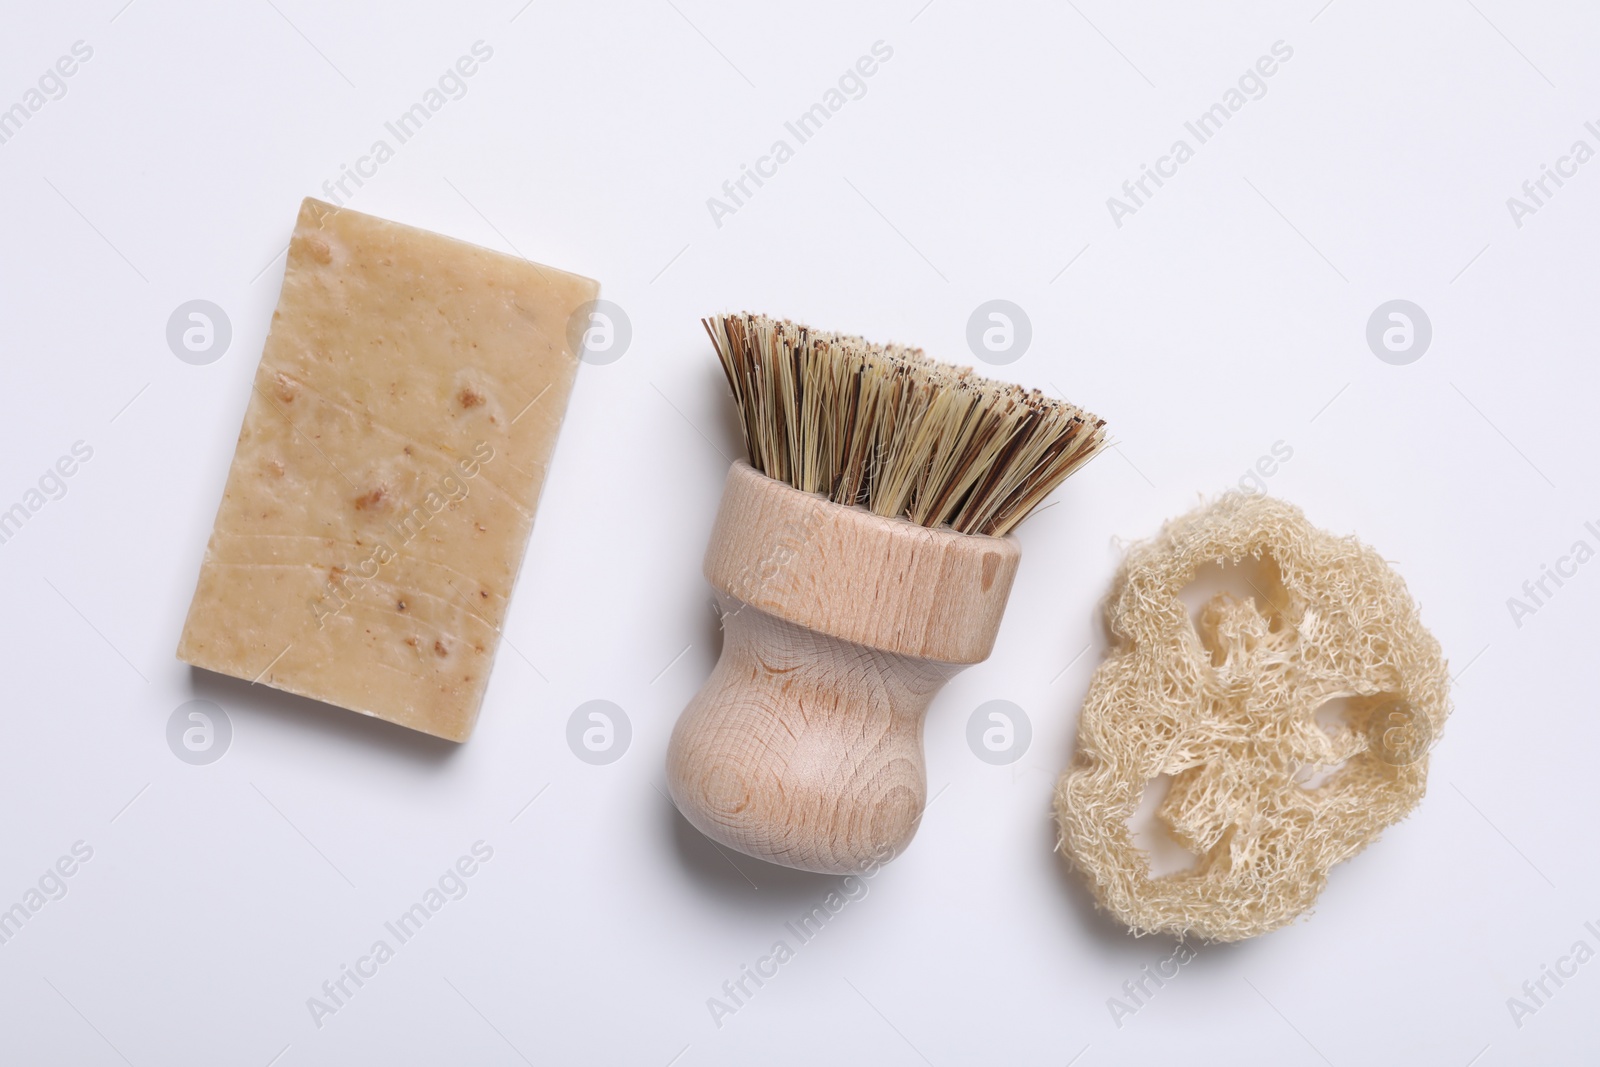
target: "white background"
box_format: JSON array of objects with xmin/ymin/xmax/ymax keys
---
[{"xmin": 1, "ymin": 1, "xmax": 1596, "ymax": 1064}]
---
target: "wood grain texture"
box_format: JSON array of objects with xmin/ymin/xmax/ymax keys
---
[{"xmin": 667, "ymin": 462, "xmax": 1020, "ymax": 873}]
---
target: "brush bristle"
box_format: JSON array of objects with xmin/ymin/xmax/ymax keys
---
[{"xmin": 705, "ymin": 313, "xmax": 1107, "ymax": 537}]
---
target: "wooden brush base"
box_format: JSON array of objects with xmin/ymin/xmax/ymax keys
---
[{"xmin": 666, "ymin": 462, "xmax": 1020, "ymax": 874}]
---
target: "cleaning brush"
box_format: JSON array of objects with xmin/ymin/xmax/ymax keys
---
[{"xmin": 666, "ymin": 313, "xmax": 1106, "ymax": 873}]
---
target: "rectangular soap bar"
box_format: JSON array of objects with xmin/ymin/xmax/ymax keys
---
[{"xmin": 177, "ymin": 197, "xmax": 597, "ymax": 741}]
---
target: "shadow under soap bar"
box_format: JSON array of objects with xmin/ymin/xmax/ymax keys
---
[{"xmin": 177, "ymin": 197, "xmax": 598, "ymax": 741}]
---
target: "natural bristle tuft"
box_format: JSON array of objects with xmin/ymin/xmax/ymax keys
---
[{"xmin": 705, "ymin": 312, "xmax": 1107, "ymax": 537}]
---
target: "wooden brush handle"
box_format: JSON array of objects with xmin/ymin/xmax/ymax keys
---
[{"xmin": 667, "ymin": 462, "xmax": 1020, "ymax": 874}]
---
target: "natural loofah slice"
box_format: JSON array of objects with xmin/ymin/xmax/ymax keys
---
[{"xmin": 1055, "ymin": 493, "xmax": 1450, "ymax": 942}]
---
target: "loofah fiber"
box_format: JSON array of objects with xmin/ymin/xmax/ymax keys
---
[{"xmin": 1055, "ymin": 493, "xmax": 1450, "ymax": 942}]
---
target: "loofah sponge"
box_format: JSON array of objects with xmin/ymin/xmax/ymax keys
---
[{"xmin": 1054, "ymin": 493, "xmax": 1450, "ymax": 942}]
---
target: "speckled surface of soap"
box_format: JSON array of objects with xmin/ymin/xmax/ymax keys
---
[{"xmin": 177, "ymin": 197, "xmax": 597, "ymax": 741}]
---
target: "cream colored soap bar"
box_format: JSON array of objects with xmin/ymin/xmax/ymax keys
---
[{"xmin": 177, "ymin": 197, "xmax": 597, "ymax": 741}]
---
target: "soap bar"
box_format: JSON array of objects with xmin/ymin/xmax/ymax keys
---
[{"xmin": 177, "ymin": 197, "xmax": 597, "ymax": 742}]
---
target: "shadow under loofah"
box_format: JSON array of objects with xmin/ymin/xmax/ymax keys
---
[{"xmin": 1054, "ymin": 492, "xmax": 1451, "ymax": 942}]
